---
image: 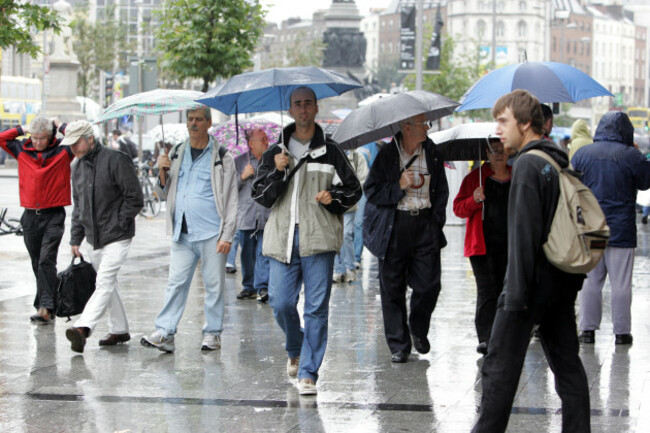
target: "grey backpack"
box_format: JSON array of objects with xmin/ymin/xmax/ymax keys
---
[{"xmin": 529, "ymin": 150, "xmax": 610, "ymax": 274}]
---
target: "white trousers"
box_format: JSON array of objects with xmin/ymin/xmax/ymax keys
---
[{"xmin": 75, "ymin": 239, "xmax": 132, "ymax": 334}]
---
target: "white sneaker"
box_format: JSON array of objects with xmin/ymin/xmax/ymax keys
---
[
  {"xmin": 298, "ymin": 378, "xmax": 317, "ymax": 396},
  {"xmin": 332, "ymin": 273, "xmax": 344, "ymax": 283},
  {"xmin": 344, "ymin": 270, "xmax": 356, "ymax": 283},
  {"xmin": 140, "ymin": 329, "xmax": 175, "ymax": 353},
  {"xmin": 287, "ymin": 356, "xmax": 300, "ymax": 377},
  {"xmin": 201, "ymin": 334, "xmax": 221, "ymax": 351}
]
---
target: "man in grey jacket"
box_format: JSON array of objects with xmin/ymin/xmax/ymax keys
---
[
  {"xmin": 65, "ymin": 120, "xmax": 144, "ymax": 353},
  {"xmin": 252, "ymin": 87, "xmax": 361, "ymax": 395},
  {"xmin": 141, "ymin": 107, "xmax": 237, "ymax": 353}
]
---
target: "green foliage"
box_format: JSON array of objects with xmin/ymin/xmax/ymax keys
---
[
  {"xmin": 267, "ymin": 30, "xmax": 325, "ymax": 68},
  {"xmin": 370, "ymin": 58, "xmax": 403, "ymax": 92},
  {"xmin": 71, "ymin": 6, "xmax": 132, "ymax": 100},
  {"xmin": 0, "ymin": 0, "xmax": 61, "ymax": 58},
  {"xmin": 154, "ymin": 0, "xmax": 266, "ymax": 92},
  {"xmin": 404, "ymin": 35, "xmax": 481, "ymax": 103}
]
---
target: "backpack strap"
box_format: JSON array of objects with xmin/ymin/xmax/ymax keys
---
[{"xmin": 528, "ymin": 149, "xmax": 561, "ymax": 172}]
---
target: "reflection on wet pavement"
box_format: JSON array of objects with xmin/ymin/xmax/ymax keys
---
[{"xmin": 0, "ymin": 212, "xmax": 648, "ymax": 433}]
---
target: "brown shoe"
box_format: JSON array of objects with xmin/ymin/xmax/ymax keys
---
[
  {"xmin": 99, "ymin": 333, "xmax": 131, "ymax": 346},
  {"xmin": 30, "ymin": 308, "xmax": 54, "ymax": 325},
  {"xmin": 66, "ymin": 327, "xmax": 89, "ymax": 353}
]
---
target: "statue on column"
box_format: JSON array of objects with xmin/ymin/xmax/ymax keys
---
[{"xmin": 51, "ymin": 0, "xmax": 78, "ymax": 62}]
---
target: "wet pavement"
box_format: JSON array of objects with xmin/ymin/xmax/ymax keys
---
[{"xmin": 2, "ymin": 174, "xmax": 650, "ymax": 432}]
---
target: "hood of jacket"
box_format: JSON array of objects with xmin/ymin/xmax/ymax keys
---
[
  {"xmin": 593, "ymin": 111, "xmax": 634, "ymax": 146},
  {"xmin": 518, "ymin": 137, "xmax": 570, "ymax": 168},
  {"xmin": 571, "ymin": 119, "xmax": 592, "ymax": 143}
]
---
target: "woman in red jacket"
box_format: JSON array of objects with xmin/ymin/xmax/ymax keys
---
[{"xmin": 453, "ymin": 140, "xmax": 511, "ymax": 355}]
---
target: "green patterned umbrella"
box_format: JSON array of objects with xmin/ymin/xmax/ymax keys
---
[{"xmin": 94, "ymin": 89, "xmax": 205, "ymax": 123}]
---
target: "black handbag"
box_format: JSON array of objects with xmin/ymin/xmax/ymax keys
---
[{"xmin": 56, "ymin": 255, "xmax": 97, "ymax": 318}]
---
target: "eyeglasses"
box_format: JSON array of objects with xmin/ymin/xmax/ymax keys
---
[{"xmin": 408, "ymin": 120, "xmax": 433, "ymax": 129}]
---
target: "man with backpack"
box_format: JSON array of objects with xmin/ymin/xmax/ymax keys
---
[
  {"xmin": 572, "ymin": 111, "xmax": 650, "ymax": 346},
  {"xmin": 472, "ymin": 90, "xmax": 590, "ymax": 433}
]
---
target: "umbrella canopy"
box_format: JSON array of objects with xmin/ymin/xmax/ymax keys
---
[
  {"xmin": 211, "ymin": 119, "xmax": 282, "ymax": 157},
  {"xmin": 429, "ymin": 123, "xmax": 499, "ymax": 161},
  {"xmin": 196, "ymin": 66, "xmax": 362, "ymax": 115},
  {"xmin": 457, "ymin": 61, "xmax": 613, "ymax": 111},
  {"xmin": 331, "ymin": 90, "xmax": 460, "ymax": 150},
  {"xmin": 95, "ymin": 89, "xmax": 205, "ymax": 123},
  {"xmin": 146, "ymin": 123, "xmax": 189, "ymax": 145}
]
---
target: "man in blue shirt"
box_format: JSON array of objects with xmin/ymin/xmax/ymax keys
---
[{"xmin": 141, "ymin": 107, "xmax": 238, "ymax": 353}]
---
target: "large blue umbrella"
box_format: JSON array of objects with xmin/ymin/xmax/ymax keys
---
[
  {"xmin": 457, "ymin": 61, "xmax": 613, "ymax": 111},
  {"xmin": 196, "ymin": 66, "xmax": 362, "ymax": 114}
]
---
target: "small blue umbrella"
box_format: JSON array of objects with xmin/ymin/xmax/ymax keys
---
[
  {"xmin": 196, "ymin": 66, "xmax": 362, "ymax": 115},
  {"xmin": 457, "ymin": 61, "xmax": 613, "ymax": 111}
]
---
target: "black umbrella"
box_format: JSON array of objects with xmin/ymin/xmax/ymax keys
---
[
  {"xmin": 429, "ymin": 122, "xmax": 499, "ymax": 161},
  {"xmin": 331, "ymin": 90, "xmax": 459, "ymax": 150}
]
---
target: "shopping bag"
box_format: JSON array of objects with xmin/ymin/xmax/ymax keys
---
[{"xmin": 56, "ymin": 255, "xmax": 97, "ymax": 318}]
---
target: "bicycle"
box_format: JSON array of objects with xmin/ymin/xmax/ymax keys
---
[
  {"xmin": 0, "ymin": 208, "xmax": 23, "ymax": 236},
  {"xmin": 137, "ymin": 162, "xmax": 161, "ymax": 218}
]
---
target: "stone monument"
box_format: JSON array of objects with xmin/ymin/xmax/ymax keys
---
[
  {"xmin": 319, "ymin": 0, "xmax": 367, "ymax": 119},
  {"xmin": 45, "ymin": 0, "xmax": 84, "ymax": 121}
]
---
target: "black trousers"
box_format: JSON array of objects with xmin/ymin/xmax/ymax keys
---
[
  {"xmin": 469, "ymin": 246, "xmax": 508, "ymax": 344},
  {"xmin": 21, "ymin": 207, "xmax": 65, "ymax": 311},
  {"xmin": 472, "ymin": 280, "xmax": 591, "ymax": 433},
  {"xmin": 378, "ymin": 210, "xmax": 442, "ymax": 354}
]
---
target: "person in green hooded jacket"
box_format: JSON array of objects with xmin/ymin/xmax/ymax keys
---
[{"xmin": 569, "ymin": 119, "xmax": 593, "ymax": 160}]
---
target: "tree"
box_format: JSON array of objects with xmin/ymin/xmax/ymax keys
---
[
  {"xmin": 0, "ymin": 1, "xmax": 61, "ymax": 58},
  {"xmin": 71, "ymin": 7, "xmax": 132, "ymax": 101},
  {"xmin": 266, "ymin": 30, "xmax": 325, "ymax": 68},
  {"xmin": 404, "ymin": 35, "xmax": 481, "ymax": 103},
  {"xmin": 154, "ymin": 0, "xmax": 266, "ymax": 92}
]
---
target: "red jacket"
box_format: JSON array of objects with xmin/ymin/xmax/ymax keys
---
[
  {"xmin": 453, "ymin": 162, "xmax": 511, "ymax": 257},
  {"xmin": 0, "ymin": 124, "xmax": 73, "ymax": 209}
]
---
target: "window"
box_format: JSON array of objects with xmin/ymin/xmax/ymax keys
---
[
  {"xmin": 518, "ymin": 21, "xmax": 527, "ymax": 38},
  {"xmin": 496, "ymin": 21, "xmax": 505, "ymax": 37},
  {"xmin": 477, "ymin": 20, "xmax": 486, "ymax": 38},
  {"xmin": 552, "ymin": 37, "xmax": 556, "ymax": 52},
  {"xmin": 519, "ymin": 1, "xmax": 526, "ymax": 11}
]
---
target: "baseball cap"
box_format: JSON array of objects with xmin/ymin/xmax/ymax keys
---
[{"xmin": 61, "ymin": 120, "xmax": 94, "ymax": 145}]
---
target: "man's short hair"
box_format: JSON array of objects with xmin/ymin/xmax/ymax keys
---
[
  {"xmin": 290, "ymin": 86, "xmax": 317, "ymax": 106},
  {"xmin": 540, "ymin": 103, "xmax": 553, "ymax": 121},
  {"xmin": 187, "ymin": 106, "xmax": 212, "ymax": 123},
  {"xmin": 112, "ymin": 129, "xmax": 122, "ymax": 137},
  {"xmin": 492, "ymin": 90, "xmax": 545, "ymax": 135},
  {"xmin": 29, "ymin": 116, "xmax": 53, "ymax": 137}
]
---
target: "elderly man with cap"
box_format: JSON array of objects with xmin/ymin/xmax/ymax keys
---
[
  {"xmin": 63, "ymin": 120, "xmax": 143, "ymax": 353},
  {"xmin": 0, "ymin": 116, "xmax": 72, "ymax": 324}
]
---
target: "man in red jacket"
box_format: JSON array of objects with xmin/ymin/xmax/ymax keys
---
[{"xmin": 0, "ymin": 116, "xmax": 72, "ymax": 324}]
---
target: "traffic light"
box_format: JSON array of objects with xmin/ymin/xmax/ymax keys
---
[{"xmin": 105, "ymin": 74, "xmax": 114, "ymax": 107}]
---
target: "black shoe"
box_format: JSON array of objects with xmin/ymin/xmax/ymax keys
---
[
  {"xmin": 411, "ymin": 334, "xmax": 430, "ymax": 354},
  {"xmin": 236, "ymin": 289, "xmax": 257, "ymax": 300},
  {"xmin": 579, "ymin": 330, "xmax": 595, "ymax": 344},
  {"xmin": 225, "ymin": 265, "xmax": 237, "ymax": 274},
  {"xmin": 476, "ymin": 342, "xmax": 488, "ymax": 355},
  {"xmin": 99, "ymin": 333, "xmax": 131, "ymax": 346},
  {"xmin": 391, "ymin": 351, "xmax": 409, "ymax": 363},
  {"xmin": 257, "ymin": 288, "xmax": 269, "ymax": 303},
  {"xmin": 615, "ymin": 334, "xmax": 633, "ymax": 345},
  {"xmin": 642, "ymin": 215, "xmax": 648, "ymax": 224}
]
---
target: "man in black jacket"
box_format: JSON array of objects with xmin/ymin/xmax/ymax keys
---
[
  {"xmin": 471, "ymin": 90, "xmax": 590, "ymax": 433},
  {"xmin": 363, "ymin": 113, "xmax": 449, "ymax": 363},
  {"xmin": 63, "ymin": 120, "xmax": 143, "ymax": 353}
]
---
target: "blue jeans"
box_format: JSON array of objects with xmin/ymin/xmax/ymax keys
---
[
  {"xmin": 239, "ymin": 229, "xmax": 269, "ymax": 293},
  {"xmin": 226, "ymin": 231, "xmax": 240, "ymax": 266},
  {"xmin": 268, "ymin": 228, "xmax": 335, "ymax": 383},
  {"xmin": 335, "ymin": 211, "xmax": 356, "ymax": 274},
  {"xmin": 354, "ymin": 194, "xmax": 367, "ymax": 262},
  {"xmin": 155, "ymin": 234, "xmax": 226, "ymax": 336}
]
